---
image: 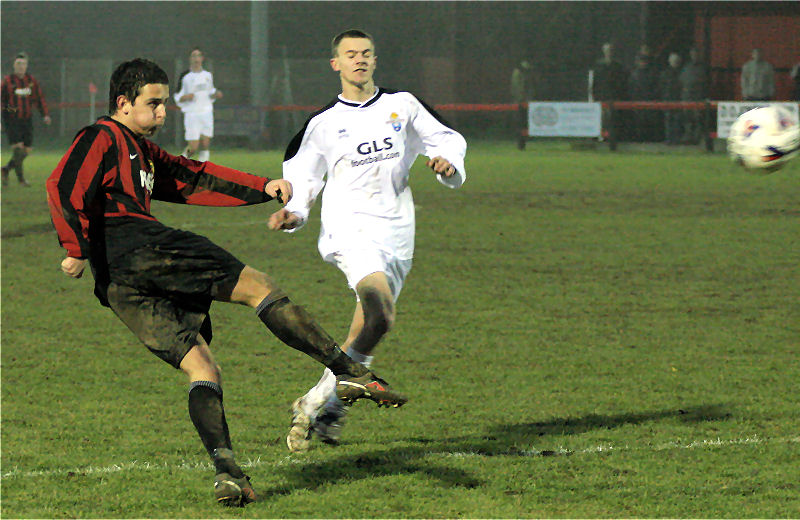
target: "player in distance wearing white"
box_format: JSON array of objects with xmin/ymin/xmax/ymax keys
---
[
  {"xmin": 269, "ymin": 29, "xmax": 467, "ymax": 452},
  {"xmin": 174, "ymin": 47, "xmax": 222, "ymax": 162}
]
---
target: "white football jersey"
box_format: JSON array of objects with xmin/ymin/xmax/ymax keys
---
[
  {"xmin": 174, "ymin": 69, "xmax": 217, "ymax": 114},
  {"xmin": 283, "ymin": 87, "xmax": 467, "ymax": 260}
]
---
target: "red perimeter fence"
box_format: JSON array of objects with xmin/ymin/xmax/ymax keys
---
[{"xmin": 50, "ymin": 100, "xmax": 776, "ymax": 152}]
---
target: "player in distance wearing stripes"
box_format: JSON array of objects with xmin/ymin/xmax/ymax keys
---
[
  {"xmin": 269, "ymin": 29, "xmax": 467, "ymax": 452},
  {"xmin": 1, "ymin": 52, "xmax": 51, "ymax": 187},
  {"xmin": 46, "ymin": 58, "xmax": 406, "ymax": 507}
]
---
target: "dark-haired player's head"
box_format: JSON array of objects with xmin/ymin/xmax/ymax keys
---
[
  {"xmin": 13, "ymin": 52, "xmax": 29, "ymax": 76},
  {"xmin": 108, "ymin": 58, "xmax": 169, "ymax": 115},
  {"xmin": 108, "ymin": 58, "xmax": 169, "ymax": 137},
  {"xmin": 189, "ymin": 47, "xmax": 204, "ymax": 71},
  {"xmin": 331, "ymin": 29, "xmax": 375, "ymax": 58}
]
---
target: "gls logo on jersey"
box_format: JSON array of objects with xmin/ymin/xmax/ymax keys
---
[
  {"xmin": 357, "ymin": 137, "xmax": 393, "ymax": 155},
  {"xmin": 351, "ymin": 137, "xmax": 400, "ymax": 167}
]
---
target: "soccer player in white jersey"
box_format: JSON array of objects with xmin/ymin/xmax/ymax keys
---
[
  {"xmin": 174, "ymin": 47, "xmax": 223, "ymax": 162},
  {"xmin": 269, "ymin": 29, "xmax": 467, "ymax": 452}
]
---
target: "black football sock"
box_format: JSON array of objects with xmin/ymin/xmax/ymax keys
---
[
  {"xmin": 187, "ymin": 381, "xmax": 243, "ymax": 478},
  {"xmin": 7, "ymin": 148, "xmax": 23, "ymax": 173},
  {"xmin": 256, "ymin": 295, "xmax": 369, "ymax": 377},
  {"xmin": 211, "ymin": 448, "xmax": 244, "ymax": 479},
  {"xmin": 13, "ymin": 148, "xmax": 27, "ymax": 180}
]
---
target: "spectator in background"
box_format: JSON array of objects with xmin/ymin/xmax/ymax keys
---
[
  {"xmin": 1, "ymin": 52, "xmax": 51, "ymax": 187},
  {"xmin": 741, "ymin": 48, "xmax": 775, "ymax": 101},
  {"xmin": 638, "ymin": 44, "xmax": 653, "ymax": 63},
  {"xmin": 589, "ymin": 42, "xmax": 627, "ymax": 101},
  {"xmin": 790, "ymin": 61, "xmax": 800, "ymax": 101},
  {"xmin": 174, "ymin": 47, "xmax": 222, "ymax": 162},
  {"xmin": 511, "ymin": 60, "xmax": 533, "ymax": 104},
  {"xmin": 589, "ymin": 42, "xmax": 627, "ymax": 140},
  {"xmin": 628, "ymin": 50, "xmax": 661, "ymax": 141},
  {"xmin": 660, "ymin": 52, "xmax": 683, "ymax": 145},
  {"xmin": 510, "ymin": 59, "xmax": 532, "ymax": 134},
  {"xmin": 679, "ymin": 47, "xmax": 706, "ymax": 144}
]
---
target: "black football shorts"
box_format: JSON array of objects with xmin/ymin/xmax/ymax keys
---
[
  {"xmin": 105, "ymin": 228, "xmax": 246, "ymax": 369},
  {"xmin": 4, "ymin": 117, "xmax": 34, "ymax": 147}
]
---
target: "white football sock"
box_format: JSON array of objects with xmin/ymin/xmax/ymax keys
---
[
  {"xmin": 320, "ymin": 349, "xmax": 373, "ymax": 412},
  {"xmin": 301, "ymin": 368, "xmax": 336, "ymax": 418},
  {"xmin": 198, "ymin": 150, "xmax": 210, "ymax": 162},
  {"xmin": 346, "ymin": 349, "xmax": 374, "ymax": 367}
]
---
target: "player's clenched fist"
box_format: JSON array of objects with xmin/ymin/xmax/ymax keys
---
[
  {"xmin": 265, "ymin": 179, "xmax": 292, "ymax": 204},
  {"xmin": 426, "ymin": 156, "xmax": 457, "ymax": 177},
  {"xmin": 268, "ymin": 208, "xmax": 302, "ymax": 231},
  {"xmin": 61, "ymin": 256, "xmax": 87, "ymax": 278}
]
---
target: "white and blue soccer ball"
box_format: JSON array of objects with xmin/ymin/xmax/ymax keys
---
[{"xmin": 727, "ymin": 105, "xmax": 800, "ymax": 173}]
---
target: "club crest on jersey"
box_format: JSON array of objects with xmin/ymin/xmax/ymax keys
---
[
  {"xmin": 386, "ymin": 112, "xmax": 403, "ymax": 132},
  {"xmin": 139, "ymin": 160, "xmax": 155, "ymax": 193}
]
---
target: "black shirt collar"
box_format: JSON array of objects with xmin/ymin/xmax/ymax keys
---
[{"xmin": 337, "ymin": 87, "xmax": 383, "ymax": 108}]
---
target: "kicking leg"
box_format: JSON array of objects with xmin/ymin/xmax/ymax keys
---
[
  {"xmin": 227, "ymin": 267, "xmax": 406, "ymax": 451},
  {"xmin": 229, "ymin": 266, "xmax": 369, "ymax": 377},
  {"xmin": 229, "ymin": 266, "xmax": 405, "ymax": 406}
]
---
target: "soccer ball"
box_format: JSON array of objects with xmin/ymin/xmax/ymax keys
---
[{"xmin": 727, "ymin": 105, "xmax": 800, "ymax": 173}]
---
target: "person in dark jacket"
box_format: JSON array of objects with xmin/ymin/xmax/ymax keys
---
[{"xmin": 660, "ymin": 52, "xmax": 683, "ymax": 145}]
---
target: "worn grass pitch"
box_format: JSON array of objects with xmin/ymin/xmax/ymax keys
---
[{"xmin": 1, "ymin": 141, "xmax": 798, "ymax": 517}]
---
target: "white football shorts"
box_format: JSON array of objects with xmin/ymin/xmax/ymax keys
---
[
  {"xmin": 326, "ymin": 249, "xmax": 412, "ymax": 302},
  {"xmin": 183, "ymin": 111, "xmax": 214, "ymax": 141}
]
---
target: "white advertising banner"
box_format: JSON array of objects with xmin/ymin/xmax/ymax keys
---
[
  {"xmin": 716, "ymin": 102, "xmax": 799, "ymax": 138},
  {"xmin": 527, "ymin": 102, "xmax": 602, "ymax": 137}
]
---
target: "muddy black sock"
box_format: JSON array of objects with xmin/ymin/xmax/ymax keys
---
[
  {"xmin": 188, "ymin": 381, "xmax": 242, "ymax": 477},
  {"xmin": 212, "ymin": 448, "xmax": 245, "ymax": 479},
  {"xmin": 256, "ymin": 295, "xmax": 368, "ymax": 377}
]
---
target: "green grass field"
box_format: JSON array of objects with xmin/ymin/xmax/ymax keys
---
[{"xmin": 1, "ymin": 141, "xmax": 799, "ymax": 518}]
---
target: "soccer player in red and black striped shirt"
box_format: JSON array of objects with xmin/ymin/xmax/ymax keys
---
[
  {"xmin": 1, "ymin": 52, "xmax": 51, "ymax": 187},
  {"xmin": 46, "ymin": 58, "xmax": 406, "ymax": 507}
]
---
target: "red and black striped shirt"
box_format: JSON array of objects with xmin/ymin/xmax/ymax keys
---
[
  {"xmin": 1, "ymin": 73, "xmax": 48, "ymax": 120},
  {"xmin": 47, "ymin": 117, "xmax": 273, "ymax": 259}
]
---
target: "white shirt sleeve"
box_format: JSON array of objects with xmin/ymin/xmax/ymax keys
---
[
  {"xmin": 409, "ymin": 95, "xmax": 467, "ymax": 189},
  {"xmin": 174, "ymin": 72, "xmax": 188, "ymax": 108},
  {"xmin": 282, "ymin": 123, "xmax": 328, "ymax": 231},
  {"xmin": 208, "ymin": 72, "xmax": 218, "ymax": 101}
]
